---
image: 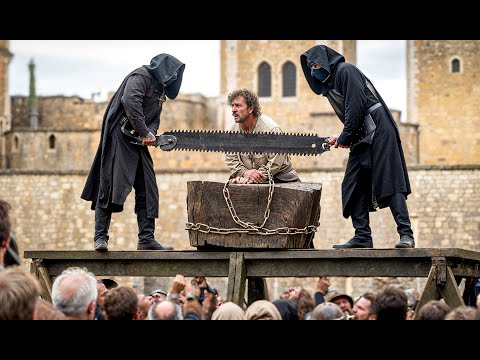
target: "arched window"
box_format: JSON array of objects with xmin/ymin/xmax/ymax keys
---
[
  {"xmin": 451, "ymin": 58, "xmax": 460, "ymax": 73},
  {"xmin": 282, "ymin": 61, "xmax": 296, "ymax": 97},
  {"xmin": 13, "ymin": 135, "xmax": 19, "ymax": 151},
  {"xmin": 258, "ymin": 62, "xmax": 271, "ymax": 97},
  {"xmin": 49, "ymin": 134, "xmax": 56, "ymax": 150}
]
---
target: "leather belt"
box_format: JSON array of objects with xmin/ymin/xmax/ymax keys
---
[{"xmin": 366, "ymin": 102, "xmax": 382, "ymax": 115}]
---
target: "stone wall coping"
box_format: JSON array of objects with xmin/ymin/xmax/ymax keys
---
[{"xmin": 1, "ymin": 164, "xmax": 478, "ymax": 176}]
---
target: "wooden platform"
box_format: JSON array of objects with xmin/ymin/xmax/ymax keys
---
[{"xmin": 25, "ymin": 248, "xmax": 480, "ymax": 316}]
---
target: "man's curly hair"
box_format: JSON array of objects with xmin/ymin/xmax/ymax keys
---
[{"xmin": 227, "ymin": 89, "xmax": 262, "ymax": 118}]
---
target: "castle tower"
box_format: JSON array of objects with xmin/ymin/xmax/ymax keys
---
[
  {"xmin": 407, "ymin": 40, "xmax": 480, "ymax": 165},
  {"xmin": 220, "ymin": 40, "xmax": 356, "ymax": 168},
  {"xmin": 0, "ymin": 40, "xmax": 13, "ymax": 169}
]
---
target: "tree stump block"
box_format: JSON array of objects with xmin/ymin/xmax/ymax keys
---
[{"xmin": 187, "ymin": 181, "xmax": 322, "ymax": 249}]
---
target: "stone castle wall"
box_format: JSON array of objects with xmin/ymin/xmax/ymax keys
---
[
  {"xmin": 5, "ymin": 93, "xmax": 218, "ymax": 170},
  {"xmin": 1, "ymin": 165, "xmax": 478, "ymax": 299}
]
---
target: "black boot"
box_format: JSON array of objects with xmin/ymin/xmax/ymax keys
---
[
  {"xmin": 333, "ymin": 188, "xmax": 373, "ymax": 249},
  {"xmin": 136, "ymin": 209, "xmax": 173, "ymax": 250},
  {"xmin": 94, "ymin": 207, "xmax": 111, "ymax": 251},
  {"xmin": 389, "ymin": 193, "xmax": 415, "ymax": 249}
]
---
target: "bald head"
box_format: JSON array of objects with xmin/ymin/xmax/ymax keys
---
[{"xmin": 149, "ymin": 300, "xmax": 178, "ymax": 320}]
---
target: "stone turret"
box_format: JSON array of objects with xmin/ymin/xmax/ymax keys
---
[
  {"xmin": 28, "ymin": 58, "xmax": 39, "ymax": 129},
  {"xmin": 407, "ymin": 40, "xmax": 480, "ymax": 165}
]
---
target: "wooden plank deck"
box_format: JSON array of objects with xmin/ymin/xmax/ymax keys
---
[{"xmin": 25, "ymin": 248, "xmax": 480, "ymax": 314}]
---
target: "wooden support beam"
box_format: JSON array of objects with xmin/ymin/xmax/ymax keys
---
[
  {"xmin": 414, "ymin": 264, "xmax": 465, "ymax": 319},
  {"xmin": 227, "ymin": 252, "xmax": 246, "ymax": 306},
  {"xmin": 437, "ymin": 266, "xmax": 465, "ymax": 309}
]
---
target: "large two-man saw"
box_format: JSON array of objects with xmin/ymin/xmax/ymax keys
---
[{"xmin": 120, "ymin": 118, "xmax": 330, "ymax": 156}]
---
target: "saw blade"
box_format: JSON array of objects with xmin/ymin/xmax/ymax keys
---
[{"xmin": 157, "ymin": 130, "xmax": 331, "ymax": 156}]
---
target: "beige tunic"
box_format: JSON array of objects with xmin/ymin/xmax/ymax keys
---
[{"xmin": 224, "ymin": 115, "xmax": 300, "ymax": 183}]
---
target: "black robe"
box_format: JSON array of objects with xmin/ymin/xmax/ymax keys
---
[
  {"xmin": 301, "ymin": 45, "xmax": 411, "ymax": 218},
  {"xmin": 81, "ymin": 55, "xmax": 185, "ymax": 218}
]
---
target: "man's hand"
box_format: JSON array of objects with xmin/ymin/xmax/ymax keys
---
[
  {"xmin": 328, "ymin": 134, "xmax": 350, "ymax": 149},
  {"xmin": 169, "ymin": 274, "xmax": 186, "ymax": 295},
  {"xmin": 229, "ymin": 176, "xmax": 253, "ymax": 184},
  {"xmin": 243, "ymin": 169, "xmax": 264, "ymax": 183},
  {"xmin": 185, "ymin": 278, "xmax": 201, "ymax": 299},
  {"xmin": 141, "ymin": 132, "xmax": 157, "ymax": 146}
]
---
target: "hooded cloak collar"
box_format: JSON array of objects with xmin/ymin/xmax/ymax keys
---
[{"xmin": 145, "ymin": 53, "xmax": 185, "ymax": 99}]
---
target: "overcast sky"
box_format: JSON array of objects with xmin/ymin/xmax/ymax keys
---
[{"xmin": 8, "ymin": 40, "xmax": 407, "ymax": 119}]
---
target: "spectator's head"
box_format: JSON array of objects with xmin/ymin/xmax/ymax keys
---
[
  {"xmin": 0, "ymin": 266, "xmax": 41, "ymax": 320},
  {"xmin": 310, "ymin": 302, "xmax": 346, "ymax": 320},
  {"xmin": 137, "ymin": 294, "xmax": 152, "ymax": 320},
  {"xmin": 325, "ymin": 290, "xmax": 354, "ymax": 314},
  {"xmin": 149, "ymin": 300, "xmax": 179, "ymax": 320},
  {"xmin": 353, "ymin": 292, "xmax": 377, "ymax": 320},
  {"xmin": 0, "ymin": 199, "xmax": 12, "ymax": 267},
  {"xmin": 245, "ymin": 300, "xmax": 282, "ymax": 320},
  {"xmin": 52, "ymin": 267, "xmax": 98, "ymax": 320},
  {"xmin": 212, "ymin": 302, "xmax": 245, "ymax": 320},
  {"xmin": 375, "ymin": 287, "xmax": 408, "ymax": 320},
  {"xmin": 415, "ymin": 300, "xmax": 450, "ymax": 320},
  {"xmin": 149, "ymin": 288, "xmax": 168, "ymax": 303},
  {"xmin": 444, "ymin": 305, "xmax": 478, "ymax": 320},
  {"xmin": 96, "ymin": 280, "xmax": 109, "ymax": 310},
  {"xmin": 295, "ymin": 287, "xmax": 315, "ymax": 320},
  {"xmin": 202, "ymin": 284, "xmax": 219, "ymax": 320},
  {"xmin": 104, "ymin": 286, "xmax": 139, "ymax": 320},
  {"xmin": 34, "ymin": 298, "xmax": 67, "ymax": 320},
  {"xmin": 0, "ymin": 200, "xmax": 11, "ymax": 243},
  {"xmin": 404, "ymin": 288, "xmax": 420, "ymax": 319}
]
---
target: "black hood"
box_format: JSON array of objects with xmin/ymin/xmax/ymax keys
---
[
  {"xmin": 144, "ymin": 53, "xmax": 185, "ymax": 99},
  {"xmin": 300, "ymin": 45, "xmax": 345, "ymax": 95}
]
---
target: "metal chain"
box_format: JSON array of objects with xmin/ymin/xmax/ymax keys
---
[
  {"xmin": 222, "ymin": 168, "xmax": 274, "ymax": 230},
  {"xmin": 185, "ymin": 222, "xmax": 319, "ymax": 236},
  {"xmin": 186, "ymin": 168, "xmax": 320, "ymax": 236}
]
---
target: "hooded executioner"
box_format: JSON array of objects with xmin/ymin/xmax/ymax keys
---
[
  {"xmin": 300, "ymin": 45, "xmax": 414, "ymax": 249},
  {"xmin": 81, "ymin": 54, "xmax": 185, "ymax": 251}
]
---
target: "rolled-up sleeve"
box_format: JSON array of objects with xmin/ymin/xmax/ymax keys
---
[{"xmin": 225, "ymin": 153, "xmax": 247, "ymax": 178}]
